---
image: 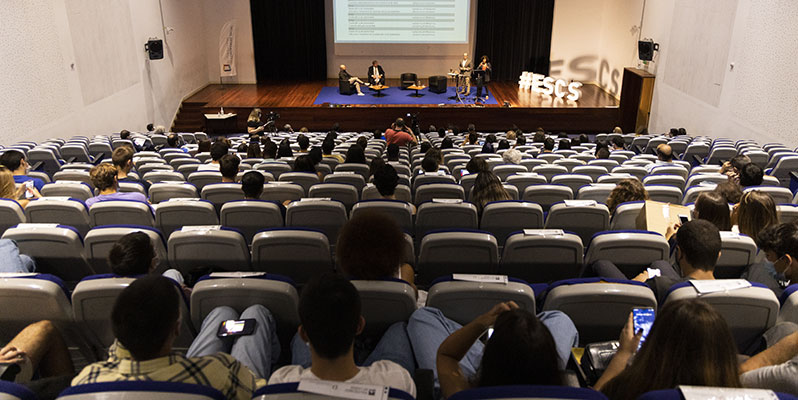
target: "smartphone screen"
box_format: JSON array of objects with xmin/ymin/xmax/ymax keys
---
[
  {"xmin": 632, "ymin": 307, "xmax": 655, "ymax": 350},
  {"xmin": 678, "ymin": 214, "xmax": 689, "ymax": 224},
  {"xmin": 217, "ymin": 319, "xmax": 256, "ymax": 337},
  {"xmin": 24, "ymin": 181, "xmax": 34, "ymax": 199}
]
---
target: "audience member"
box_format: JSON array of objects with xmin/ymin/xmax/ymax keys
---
[
  {"xmin": 740, "ymin": 326, "xmax": 798, "ymax": 394},
  {"xmin": 596, "ymin": 147, "xmax": 611, "ymax": 160},
  {"xmin": 296, "ymin": 134, "xmax": 310, "ymax": 153},
  {"xmin": 345, "ymin": 145, "xmax": 366, "ymax": 164},
  {"xmin": 693, "ymin": 191, "xmax": 732, "ymax": 231},
  {"xmin": 0, "ymin": 320, "xmax": 74, "ymax": 381},
  {"xmin": 514, "ymin": 135, "xmax": 526, "ymax": 147},
  {"xmin": 532, "ymin": 131, "xmax": 546, "ymax": 143},
  {"xmin": 421, "ymin": 155, "xmax": 439, "ymax": 173},
  {"xmin": 322, "ymin": 139, "xmax": 344, "ymax": 163},
  {"xmin": 308, "ymin": 147, "xmax": 323, "ymax": 166},
  {"xmin": 0, "ymin": 150, "xmax": 45, "ymax": 191},
  {"xmin": 440, "ymin": 137, "xmax": 454, "ymax": 149},
  {"xmin": 262, "ymin": 141, "xmax": 278, "ymax": 160},
  {"xmin": 611, "ymin": 136, "xmax": 625, "ymax": 151},
  {"xmin": 269, "ymin": 273, "xmax": 416, "ymax": 396},
  {"xmin": 219, "ymin": 154, "xmax": 240, "ymax": 183},
  {"xmin": 465, "ymin": 158, "xmax": 489, "ymax": 175},
  {"xmin": 86, "ymin": 163, "xmax": 148, "ymax": 208},
  {"xmin": 480, "ymin": 142, "xmax": 495, "ymax": 154},
  {"xmin": 497, "ymin": 140, "xmax": 510, "ymax": 151},
  {"xmin": 715, "ymin": 180, "xmax": 743, "ymax": 204},
  {"xmin": 164, "ymin": 133, "xmax": 187, "ymax": 152},
  {"xmin": 720, "ymin": 155, "xmax": 751, "ymax": 184},
  {"xmin": 73, "ymin": 276, "xmax": 272, "ymax": 399},
  {"xmin": 743, "ymin": 222, "xmax": 798, "ymax": 297},
  {"xmin": 420, "ymin": 141, "xmax": 432, "ymax": 154},
  {"xmin": 293, "ymin": 155, "xmax": 320, "ymax": 179},
  {"xmin": 470, "ymin": 171, "xmax": 512, "ymax": 214},
  {"xmin": 578, "ymin": 134, "xmax": 590, "ymax": 145},
  {"xmin": 0, "ymin": 166, "xmax": 40, "ymax": 208},
  {"xmin": 436, "ymin": 303, "xmax": 565, "ymax": 398},
  {"xmin": 246, "ymin": 142, "xmax": 262, "ymax": 159},
  {"xmin": 386, "ymin": 143, "xmax": 400, "ymax": 161},
  {"xmin": 385, "ymin": 118, "xmax": 417, "ymax": 147},
  {"xmin": 197, "ymin": 141, "xmax": 229, "ymax": 171},
  {"xmin": 502, "ymin": 149, "xmax": 522, "ymax": 165},
  {"xmin": 197, "ymin": 139, "xmax": 212, "ymax": 154},
  {"xmin": 595, "ymin": 300, "xmax": 740, "ymax": 399},
  {"xmin": 590, "ymin": 219, "xmax": 721, "ymax": 304},
  {"xmin": 368, "ymin": 157, "xmax": 385, "ymax": 178},
  {"xmin": 558, "ymin": 139, "xmax": 571, "ymax": 150},
  {"xmin": 236, "ymin": 143, "xmax": 248, "ymax": 153},
  {"xmin": 462, "ymin": 132, "xmax": 479, "ymax": 147},
  {"xmin": 107, "ymin": 231, "xmax": 185, "ymax": 286},
  {"xmin": 740, "ymin": 163, "xmax": 764, "ymax": 187},
  {"xmin": 112, "ymin": 146, "xmax": 150, "ymax": 192},
  {"xmin": 542, "ymin": 137, "xmax": 555, "ymax": 153},
  {"xmin": 606, "ymin": 178, "xmax": 648, "ymax": 213},
  {"xmin": 241, "ymin": 171, "xmax": 265, "ymax": 200},
  {"xmin": 644, "ymin": 144, "xmax": 674, "ymax": 171},
  {"xmin": 277, "ymin": 139, "xmax": 293, "ymax": 158},
  {"xmin": 732, "ymin": 190, "xmax": 778, "ymax": 239},
  {"xmin": 356, "ymin": 136, "xmax": 369, "ymax": 151}
]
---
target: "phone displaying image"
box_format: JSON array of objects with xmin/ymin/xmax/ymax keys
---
[
  {"xmin": 24, "ymin": 181, "xmax": 34, "ymax": 199},
  {"xmin": 632, "ymin": 308, "xmax": 655, "ymax": 350},
  {"xmin": 217, "ymin": 319, "xmax": 256, "ymax": 337}
]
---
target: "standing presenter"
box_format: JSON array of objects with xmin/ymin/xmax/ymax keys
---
[
  {"xmin": 457, "ymin": 53, "xmax": 472, "ymax": 95},
  {"xmin": 475, "ymin": 55, "xmax": 492, "ymax": 99}
]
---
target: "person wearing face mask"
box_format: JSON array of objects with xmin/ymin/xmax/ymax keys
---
[{"xmin": 743, "ymin": 222, "xmax": 798, "ymax": 298}]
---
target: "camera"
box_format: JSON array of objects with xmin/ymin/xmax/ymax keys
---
[
  {"xmin": 263, "ymin": 111, "xmax": 281, "ymax": 132},
  {"xmin": 406, "ymin": 112, "xmax": 420, "ymax": 136}
]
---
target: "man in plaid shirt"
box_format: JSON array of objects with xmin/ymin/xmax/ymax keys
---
[{"xmin": 72, "ymin": 276, "xmax": 273, "ymax": 400}]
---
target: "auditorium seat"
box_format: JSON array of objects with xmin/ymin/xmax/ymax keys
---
[
  {"xmin": 684, "ymin": 173, "xmax": 728, "ymax": 188},
  {"xmin": 187, "ymin": 171, "xmax": 223, "ymax": 192},
  {"xmin": 414, "ymin": 183, "xmax": 465, "ymax": 205},
  {"xmin": 521, "ymin": 158, "xmax": 548, "ymax": 171},
  {"xmin": 200, "ymin": 183, "xmax": 245, "ymax": 211},
  {"xmin": 254, "ymin": 383, "xmax": 414, "ymax": 400},
  {"xmin": 550, "ymin": 174, "xmax": 593, "ymax": 194},
  {"xmin": 351, "ymin": 279, "xmax": 416, "ymax": 336},
  {"xmin": 168, "ymin": 226, "xmax": 250, "ymax": 273},
  {"xmin": 323, "ymin": 173, "xmax": 366, "ymax": 194},
  {"xmin": 155, "ymin": 199, "xmax": 219, "ymax": 237},
  {"xmin": 480, "ymin": 201, "xmax": 544, "ymax": 247},
  {"xmin": 218, "ymin": 200, "xmax": 283, "ymax": 244},
  {"xmin": 576, "ymin": 183, "xmax": 616, "ymax": 203},
  {"xmin": 552, "ymin": 158, "xmax": 584, "ymax": 172},
  {"xmin": 137, "ymin": 164, "xmax": 173, "ymax": 177},
  {"xmin": 688, "ymin": 165, "xmax": 720, "ymax": 176},
  {"xmin": 143, "ymin": 170, "xmax": 186, "ymax": 183},
  {"xmin": 83, "ymin": 225, "xmax": 168, "ymax": 274},
  {"xmin": 664, "ymin": 281, "xmax": 778, "ymax": 353},
  {"xmin": 587, "ymin": 159, "xmax": 620, "ymax": 170},
  {"xmin": 285, "ymin": 199, "xmax": 347, "ymax": 245},
  {"xmin": 499, "ymin": 230, "xmax": 584, "ymax": 283},
  {"xmin": 714, "ymin": 232, "xmax": 758, "ymax": 279},
  {"xmin": 609, "ymin": 201, "xmax": 645, "ymax": 230},
  {"xmin": 642, "ymin": 174, "xmax": 685, "ymax": 190},
  {"xmin": 644, "ymin": 185, "xmax": 683, "ymax": 204},
  {"xmin": 545, "ymin": 202, "xmax": 610, "ymax": 245},
  {"xmin": 57, "ymin": 381, "xmax": 225, "ymax": 400},
  {"xmin": 426, "ymin": 276, "xmax": 537, "ymax": 326},
  {"xmin": 765, "ymin": 155, "xmax": 798, "ymax": 187},
  {"xmin": 537, "ymin": 153, "xmax": 564, "ymax": 164},
  {"xmin": 571, "ymin": 165, "xmax": 608, "ymax": 181},
  {"xmin": 744, "ymin": 186, "xmax": 793, "ymax": 204},
  {"xmin": 251, "ymin": 228, "xmax": 332, "ymax": 284},
  {"xmin": 334, "ymin": 163, "xmax": 370, "ymax": 180},
  {"xmin": 0, "ymin": 199, "xmax": 25, "ymax": 236},
  {"xmin": 260, "ymin": 182, "xmax": 304, "ymax": 203},
  {"xmin": 417, "ymin": 230, "xmax": 499, "ymax": 283},
  {"xmin": 278, "ymin": 172, "xmax": 320, "ymax": 195},
  {"xmin": 89, "ymin": 200, "xmax": 154, "ymax": 227},
  {"xmin": 610, "ymin": 166, "xmax": 647, "ymax": 180},
  {"xmin": 584, "ymin": 230, "xmax": 669, "ymax": 279},
  {"xmin": 148, "ymin": 182, "xmax": 199, "ymax": 203},
  {"xmin": 703, "ymin": 146, "xmax": 738, "ymax": 165},
  {"xmin": 637, "ymin": 388, "xmax": 796, "ymax": 400},
  {"xmin": 778, "ymin": 204, "xmax": 798, "ymax": 224},
  {"xmin": 0, "ymin": 381, "xmax": 37, "ymax": 400},
  {"xmin": 447, "ymin": 385, "xmax": 608, "ymax": 400},
  {"xmin": 681, "ymin": 143, "xmax": 710, "ymax": 163},
  {"xmin": 532, "ymin": 165, "xmax": 568, "ymax": 181},
  {"xmin": 2, "ymin": 224, "xmax": 94, "ymax": 281},
  {"xmin": 27, "ymin": 148, "xmax": 64, "ymax": 177},
  {"xmin": 308, "ymin": 183, "xmax": 359, "ymax": 211},
  {"xmin": 190, "ymin": 274, "xmax": 300, "ymax": 346},
  {"xmin": 412, "ymin": 173, "xmax": 457, "ymax": 191},
  {"xmin": 415, "ymin": 201, "xmax": 478, "ymax": 238},
  {"xmin": 25, "ymin": 197, "xmax": 90, "ymax": 237},
  {"xmin": 60, "ymin": 144, "xmax": 95, "ymax": 164},
  {"xmin": 542, "ymin": 278, "xmax": 657, "ymax": 345},
  {"xmin": 351, "ymin": 199, "xmax": 414, "ymax": 233},
  {"xmin": 522, "ymin": 184, "xmax": 573, "ymax": 211},
  {"xmin": 41, "ymin": 182, "xmax": 93, "ymax": 201},
  {"xmin": 72, "ymin": 274, "xmax": 195, "ymax": 350},
  {"xmin": 53, "ymin": 170, "xmax": 93, "ymax": 188},
  {"xmin": 682, "ymin": 185, "xmax": 716, "ymax": 205}
]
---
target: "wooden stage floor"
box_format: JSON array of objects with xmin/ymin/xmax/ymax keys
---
[{"xmin": 177, "ymin": 80, "xmax": 621, "ymax": 133}]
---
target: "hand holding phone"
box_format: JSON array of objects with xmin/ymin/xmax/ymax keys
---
[
  {"xmin": 24, "ymin": 181, "xmax": 34, "ymax": 199},
  {"xmin": 217, "ymin": 319, "xmax": 256, "ymax": 338},
  {"xmin": 632, "ymin": 308, "xmax": 655, "ymax": 351}
]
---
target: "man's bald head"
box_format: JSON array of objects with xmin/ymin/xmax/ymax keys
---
[{"xmin": 657, "ymin": 144, "xmax": 673, "ymax": 162}]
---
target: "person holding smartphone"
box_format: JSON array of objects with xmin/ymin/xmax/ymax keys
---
[{"xmin": 0, "ymin": 167, "xmax": 40, "ymax": 208}]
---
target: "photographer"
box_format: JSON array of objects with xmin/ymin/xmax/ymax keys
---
[{"xmin": 385, "ymin": 117, "xmax": 417, "ymax": 147}]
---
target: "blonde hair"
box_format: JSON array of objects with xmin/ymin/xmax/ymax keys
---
[
  {"xmin": 90, "ymin": 163, "xmax": 118, "ymax": 191},
  {"xmin": 506, "ymin": 131, "xmax": 517, "ymax": 141},
  {"xmin": 0, "ymin": 167, "xmax": 16, "ymax": 199},
  {"xmin": 737, "ymin": 191, "xmax": 778, "ymax": 239},
  {"xmin": 247, "ymin": 108, "xmax": 262, "ymax": 123}
]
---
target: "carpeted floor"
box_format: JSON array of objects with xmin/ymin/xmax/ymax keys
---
[{"xmin": 313, "ymin": 85, "xmax": 498, "ymax": 105}]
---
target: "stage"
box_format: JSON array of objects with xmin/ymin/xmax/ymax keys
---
[{"xmin": 174, "ymin": 79, "xmax": 621, "ymax": 134}]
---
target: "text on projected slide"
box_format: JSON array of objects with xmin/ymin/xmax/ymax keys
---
[{"xmin": 334, "ymin": 0, "xmax": 469, "ymax": 43}]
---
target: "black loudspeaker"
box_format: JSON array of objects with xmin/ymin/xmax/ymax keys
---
[
  {"xmin": 428, "ymin": 75, "xmax": 447, "ymax": 94},
  {"xmin": 638, "ymin": 39, "xmax": 658, "ymax": 61},
  {"xmin": 145, "ymin": 38, "xmax": 164, "ymax": 60}
]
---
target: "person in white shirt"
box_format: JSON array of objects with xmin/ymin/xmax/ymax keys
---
[
  {"xmin": 268, "ymin": 273, "xmax": 416, "ymax": 397},
  {"xmin": 644, "ymin": 143, "xmax": 675, "ymax": 172},
  {"xmin": 196, "ymin": 141, "xmax": 229, "ymax": 172},
  {"xmin": 367, "ymin": 60, "xmax": 385, "ymax": 86}
]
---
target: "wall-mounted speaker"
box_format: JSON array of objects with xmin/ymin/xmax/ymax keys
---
[
  {"xmin": 145, "ymin": 38, "xmax": 163, "ymax": 60},
  {"xmin": 638, "ymin": 39, "xmax": 659, "ymax": 61}
]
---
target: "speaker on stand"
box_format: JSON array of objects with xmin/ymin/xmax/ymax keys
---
[{"xmin": 145, "ymin": 38, "xmax": 164, "ymax": 60}]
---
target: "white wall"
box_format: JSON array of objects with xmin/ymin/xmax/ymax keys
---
[
  {"xmin": 0, "ymin": 0, "xmax": 256, "ymax": 146},
  {"xmin": 324, "ymin": 0, "xmax": 477, "ymax": 79},
  {"xmin": 641, "ymin": 0, "xmax": 798, "ymax": 148},
  {"xmin": 550, "ymin": 0, "xmax": 643, "ymax": 98}
]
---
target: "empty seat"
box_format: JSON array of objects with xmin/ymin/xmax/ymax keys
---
[
  {"xmin": 571, "ymin": 165, "xmax": 608, "ymax": 181},
  {"xmin": 148, "ymin": 182, "xmax": 198, "ymax": 203},
  {"xmin": 550, "ymin": 174, "xmax": 593, "ymax": 194},
  {"xmin": 500, "ymin": 230, "xmax": 584, "ymax": 283},
  {"xmin": 609, "ymin": 201, "xmax": 645, "ymax": 230},
  {"xmin": 542, "ymin": 278, "xmax": 657, "ymax": 344},
  {"xmin": 480, "ymin": 201, "xmax": 544, "ymax": 246},
  {"xmin": 532, "ymin": 165, "xmax": 569, "ymax": 181},
  {"xmin": 0, "ymin": 199, "xmax": 25, "ymax": 236},
  {"xmin": 25, "ymin": 197, "xmax": 90, "ymax": 237},
  {"xmin": 334, "ymin": 163, "xmax": 370, "ymax": 180},
  {"xmin": 351, "ymin": 279, "xmax": 417, "ymax": 336},
  {"xmin": 584, "ymin": 230, "xmax": 670, "ymax": 278},
  {"xmin": 260, "ymin": 182, "xmax": 304, "ymax": 203},
  {"xmin": 350, "ymin": 199, "xmax": 413, "ymax": 233},
  {"xmin": 611, "ymin": 166, "xmax": 647, "ymax": 180},
  {"xmin": 415, "ymin": 201, "xmax": 478, "ymax": 238},
  {"xmin": 522, "ymin": 184, "xmax": 573, "ymax": 211},
  {"xmin": 577, "ymin": 183, "xmax": 616, "ymax": 204},
  {"xmin": 427, "ymin": 276, "xmax": 537, "ymax": 326},
  {"xmin": 642, "ymin": 174, "xmax": 685, "ymax": 190},
  {"xmin": 414, "ymin": 183, "xmax": 465, "ymax": 205},
  {"xmin": 251, "ymin": 229, "xmax": 332, "ymax": 284},
  {"xmin": 41, "ymin": 182, "xmax": 93, "ymax": 201},
  {"xmin": 493, "ymin": 165, "xmax": 528, "ymax": 181},
  {"xmin": 766, "ymin": 156, "xmax": 798, "ymax": 187},
  {"xmin": 506, "ymin": 173, "xmax": 547, "ymax": 195},
  {"xmin": 664, "ymin": 281, "xmax": 778, "ymax": 353},
  {"xmin": 168, "ymin": 226, "xmax": 250, "ymax": 274},
  {"xmin": 778, "ymin": 204, "xmax": 798, "ymax": 224},
  {"xmin": 711, "ymin": 232, "xmax": 758, "ymax": 279},
  {"xmin": 57, "ymin": 381, "xmax": 224, "ymax": 400},
  {"xmin": 417, "ymin": 230, "xmax": 499, "ymax": 283},
  {"xmin": 187, "ymin": 171, "xmax": 223, "ymax": 192},
  {"xmin": 704, "ymin": 147, "xmax": 739, "ymax": 165},
  {"xmin": 278, "ymin": 172, "xmax": 320, "ymax": 195},
  {"xmin": 545, "ymin": 202, "xmax": 610, "ymax": 245},
  {"xmin": 190, "ymin": 274, "xmax": 300, "ymax": 347},
  {"xmin": 89, "ymin": 200, "xmax": 154, "ymax": 227},
  {"xmin": 154, "ymin": 199, "xmax": 219, "ymax": 238},
  {"xmin": 83, "ymin": 225, "xmax": 168, "ymax": 274},
  {"xmin": 308, "ymin": 183, "xmax": 359, "ymax": 211},
  {"xmin": 2, "ymin": 224, "xmax": 94, "ymax": 281},
  {"xmin": 685, "ymin": 173, "xmax": 729, "ymax": 188},
  {"xmin": 645, "ymin": 185, "xmax": 683, "ymax": 204},
  {"xmin": 285, "ymin": 199, "xmax": 347, "ymax": 245},
  {"xmin": 219, "ymin": 200, "xmax": 283, "ymax": 243},
  {"xmin": 53, "ymin": 170, "xmax": 93, "ymax": 188},
  {"xmin": 72, "ymin": 275, "xmax": 195, "ymax": 350}
]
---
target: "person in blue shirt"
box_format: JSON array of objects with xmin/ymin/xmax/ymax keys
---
[{"xmin": 0, "ymin": 150, "xmax": 45, "ymax": 191}]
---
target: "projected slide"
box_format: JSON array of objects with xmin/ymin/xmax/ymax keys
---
[{"xmin": 334, "ymin": 0, "xmax": 470, "ymax": 43}]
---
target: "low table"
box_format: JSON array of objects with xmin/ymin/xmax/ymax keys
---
[
  {"xmin": 369, "ymin": 85, "xmax": 389, "ymax": 97},
  {"xmin": 407, "ymin": 85, "xmax": 426, "ymax": 97}
]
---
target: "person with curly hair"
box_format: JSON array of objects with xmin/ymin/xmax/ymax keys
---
[{"xmin": 606, "ymin": 178, "xmax": 649, "ymax": 213}]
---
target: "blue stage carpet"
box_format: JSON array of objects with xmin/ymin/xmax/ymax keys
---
[{"xmin": 313, "ymin": 86, "xmax": 498, "ymax": 106}]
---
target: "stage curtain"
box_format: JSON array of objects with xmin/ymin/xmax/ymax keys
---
[
  {"xmin": 249, "ymin": 0, "xmax": 327, "ymax": 81},
  {"xmin": 473, "ymin": 0, "xmax": 555, "ymax": 81}
]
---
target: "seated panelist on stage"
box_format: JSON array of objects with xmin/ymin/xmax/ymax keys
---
[
  {"xmin": 339, "ymin": 64, "xmax": 368, "ymax": 96},
  {"xmin": 368, "ymin": 60, "xmax": 385, "ymax": 86}
]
